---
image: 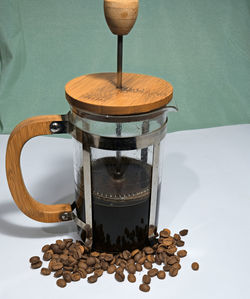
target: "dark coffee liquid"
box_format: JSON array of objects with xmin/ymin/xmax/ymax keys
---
[{"xmin": 75, "ymin": 157, "xmax": 152, "ymax": 252}]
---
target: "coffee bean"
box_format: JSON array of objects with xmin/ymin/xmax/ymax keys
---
[
  {"xmin": 162, "ymin": 237, "xmax": 173, "ymax": 246},
  {"xmin": 177, "ymin": 250, "xmax": 187, "ymax": 258},
  {"xmin": 168, "ymin": 256, "xmax": 178, "ymax": 265},
  {"xmin": 127, "ymin": 258, "xmax": 134, "ymax": 265},
  {"xmin": 173, "ymin": 233, "xmax": 181, "ymax": 241},
  {"xmin": 41, "ymin": 245, "xmax": 50, "ymax": 252},
  {"xmin": 101, "ymin": 261, "xmax": 109, "ymax": 270},
  {"xmin": 169, "ymin": 267, "xmax": 178, "ymax": 277},
  {"xmin": 78, "ymin": 261, "xmax": 87, "ymax": 270},
  {"xmin": 63, "ymin": 266, "xmax": 73, "ymax": 271},
  {"xmin": 127, "ymin": 263, "xmax": 136, "ymax": 274},
  {"xmin": 86, "ymin": 267, "xmax": 94, "ymax": 274},
  {"xmin": 127, "ymin": 273, "xmax": 136, "ymax": 283},
  {"xmin": 179, "ymin": 229, "xmax": 188, "ymax": 236},
  {"xmin": 147, "ymin": 255, "xmax": 155, "ymax": 263},
  {"xmin": 63, "ymin": 271, "xmax": 72, "ymax": 283},
  {"xmin": 144, "ymin": 261, "xmax": 152, "ymax": 269},
  {"xmin": 86, "ymin": 256, "xmax": 96, "ymax": 266},
  {"xmin": 148, "ymin": 268, "xmax": 158, "ymax": 277},
  {"xmin": 133, "ymin": 263, "xmax": 141, "ymax": 272},
  {"xmin": 107, "ymin": 265, "xmax": 116, "ymax": 274},
  {"xmin": 138, "ymin": 256, "xmax": 146, "ymax": 265},
  {"xmin": 176, "ymin": 240, "xmax": 185, "ymax": 247},
  {"xmin": 155, "ymin": 255, "xmax": 162, "ymax": 265},
  {"xmin": 51, "ymin": 244, "xmax": 63, "ymax": 254},
  {"xmin": 29, "ymin": 256, "xmax": 40, "ymax": 264},
  {"xmin": 78, "ymin": 268, "xmax": 87, "ymax": 278},
  {"xmin": 71, "ymin": 272, "xmax": 81, "ymax": 281},
  {"xmin": 42, "ymin": 252, "xmax": 52, "ymax": 261},
  {"xmin": 54, "ymin": 269, "xmax": 63, "ymax": 278},
  {"xmin": 144, "ymin": 247, "xmax": 154, "ymax": 255},
  {"xmin": 51, "ymin": 262, "xmax": 63, "ymax": 271},
  {"xmin": 191, "ymin": 262, "xmax": 199, "ymax": 271},
  {"xmin": 160, "ymin": 230, "xmax": 170, "ymax": 238},
  {"xmin": 172, "ymin": 263, "xmax": 181, "ymax": 270},
  {"xmin": 142, "ymin": 274, "xmax": 151, "ymax": 284},
  {"xmin": 157, "ymin": 270, "xmax": 166, "ymax": 279},
  {"xmin": 56, "ymin": 279, "xmax": 66, "ymax": 288},
  {"xmin": 90, "ymin": 251, "xmax": 99, "ymax": 257},
  {"xmin": 122, "ymin": 250, "xmax": 131, "ymax": 260},
  {"xmin": 166, "ymin": 245, "xmax": 177, "ymax": 254},
  {"xmin": 104, "ymin": 254, "xmax": 113, "ymax": 262},
  {"xmin": 94, "ymin": 263, "xmax": 101, "ymax": 270},
  {"xmin": 139, "ymin": 283, "xmax": 150, "ymax": 292},
  {"xmin": 134, "ymin": 253, "xmax": 142, "ymax": 263},
  {"xmin": 115, "ymin": 272, "xmax": 125, "ymax": 282},
  {"xmin": 163, "ymin": 264, "xmax": 171, "ymax": 272},
  {"xmin": 31, "ymin": 261, "xmax": 42, "ymax": 269},
  {"xmin": 94, "ymin": 269, "xmax": 103, "ymax": 277},
  {"xmin": 40, "ymin": 268, "xmax": 51, "ymax": 275},
  {"xmin": 131, "ymin": 249, "xmax": 139, "ymax": 257},
  {"xmin": 88, "ymin": 274, "xmax": 98, "ymax": 283}
]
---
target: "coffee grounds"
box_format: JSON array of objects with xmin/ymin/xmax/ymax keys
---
[{"xmin": 29, "ymin": 228, "xmax": 198, "ymax": 292}]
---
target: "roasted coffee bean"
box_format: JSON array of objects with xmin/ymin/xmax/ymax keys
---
[
  {"xmin": 115, "ymin": 272, "xmax": 125, "ymax": 282},
  {"xmin": 122, "ymin": 250, "xmax": 131, "ymax": 260},
  {"xmin": 135, "ymin": 263, "xmax": 142, "ymax": 272},
  {"xmin": 172, "ymin": 263, "xmax": 181, "ymax": 270},
  {"xmin": 191, "ymin": 262, "xmax": 199, "ymax": 271},
  {"xmin": 160, "ymin": 230, "xmax": 170, "ymax": 238},
  {"xmin": 29, "ymin": 256, "xmax": 40, "ymax": 264},
  {"xmin": 127, "ymin": 273, "xmax": 136, "ymax": 283},
  {"xmin": 142, "ymin": 274, "xmax": 151, "ymax": 284},
  {"xmin": 169, "ymin": 267, "xmax": 178, "ymax": 277},
  {"xmin": 68, "ymin": 256, "xmax": 77, "ymax": 265},
  {"xmin": 155, "ymin": 255, "xmax": 162, "ymax": 265},
  {"xmin": 90, "ymin": 251, "xmax": 99, "ymax": 257},
  {"xmin": 127, "ymin": 258, "xmax": 134, "ymax": 265},
  {"xmin": 144, "ymin": 247, "xmax": 154, "ymax": 255},
  {"xmin": 94, "ymin": 263, "xmax": 101, "ymax": 270},
  {"xmin": 107, "ymin": 265, "xmax": 116, "ymax": 274},
  {"xmin": 86, "ymin": 267, "xmax": 94, "ymax": 274},
  {"xmin": 40, "ymin": 268, "xmax": 51, "ymax": 275},
  {"xmin": 162, "ymin": 237, "xmax": 173, "ymax": 246},
  {"xmin": 138, "ymin": 256, "xmax": 146, "ymax": 265},
  {"xmin": 176, "ymin": 240, "xmax": 185, "ymax": 247},
  {"xmin": 166, "ymin": 245, "xmax": 177, "ymax": 255},
  {"xmin": 31, "ymin": 261, "xmax": 42, "ymax": 269},
  {"xmin": 177, "ymin": 250, "xmax": 187, "ymax": 258},
  {"xmin": 131, "ymin": 249, "xmax": 139, "ymax": 257},
  {"xmin": 86, "ymin": 257, "xmax": 96, "ymax": 266},
  {"xmin": 63, "ymin": 238, "xmax": 73, "ymax": 243},
  {"xmin": 134, "ymin": 253, "xmax": 142, "ymax": 263},
  {"xmin": 88, "ymin": 275, "xmax": 98, "ymax": 284},
  {"xmin": 127, "ymin": 263, "xmax": 136, "ymax": 274},
  {"xmin": 56, "ymin": 279, "xmax": 66, "ymax": 288},
  {"xmin": 144, "ymin": 261, "xmax": 152, "ymax": 269},
  {"xmin": 94, "ymin": 269, "xmax": 104, "ymax": 277},
  {"xmin": 168, "ymin": 256, "xmax": 178, "ymax": 265},
  {"xmin": 54, "ymin": 269, "xmax": 63, "ymax": 278},
  {"xmin": 173, "ymin": 233, "xmax": 181, "ymax": 241},
  {"xmin": 163, "ymin": 264, "xmax": 171, "ymax": 272},
  {"xmin": 147, "ymin": 255, "xmax": 155, "ymax": 263},
  {"xmin": 104, "ymin": 254, "xmax": 114, "ymax": 262},
  {"xmin": 78, "ymin": 268, "xmax": 87, "ymax": 278},
  {"xmin": 51, "ymin": 244, "xmax": 62, "ymax": 254},
  {"xmin": 51, "ymin": 262, "xmax": 63, "ymax": 271},
  {"xmin": 148, "ymin": 268, "xmax": 158, "ymax": 277},
  {"xmin": 63, "ymin": 266, "xmax": 73, "ymax": 271},
  {"xmin": 179, "ymin": 229, "xmax": 188, "ymax": 236},
  {"xmin": 139, "ymin": 283, "xmax": 150, "ymax": 292},
  {"xmin": 101, "ymin": 261, "xmax": 109, "ymax": 270},
  {"xmin": 63, "ymin": 271, "xmax": 72, "ymax": 283},
  {"xmin": 41, "ymin": 245, "xmax": 50, "ymax": 252},
  {"xmin": 71, "ymin": 272, "xmax": 81, "ymax": 281},
  {"xmin": 157, "ymin": 270, "xmax": 166, "ymax": 279}
]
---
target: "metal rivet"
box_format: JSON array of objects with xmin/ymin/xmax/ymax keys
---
[{"xmin": 50, "ymin": 122, "xmax": 62, "ymax": 134}]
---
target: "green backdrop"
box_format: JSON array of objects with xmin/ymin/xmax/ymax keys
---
[{"xmin": 0, "ymin": 0, "xmax": 250, "ymax": 134}]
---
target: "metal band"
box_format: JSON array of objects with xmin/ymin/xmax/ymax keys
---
[
  {"xmin": 148, "ymin": 141, "xmax": 160, "ymax": 239},
  {"xmin": 71, "ymin": 120, "xmax": 168, "ymax": 151},
  {"xmin": 82, "ymin": 133, "xmax": 93, "ymax": 248}
]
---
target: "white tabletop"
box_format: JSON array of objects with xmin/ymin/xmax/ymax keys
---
[{"xmin": 1, "ymin": 124, "xmax": 250, "ymax": 299}]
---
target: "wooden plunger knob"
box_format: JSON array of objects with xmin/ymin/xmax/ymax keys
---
[{"xmin": 104, "ymin": 0, "xmax": 139, "ymax": 35}]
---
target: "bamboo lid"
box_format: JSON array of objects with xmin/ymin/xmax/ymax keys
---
[{"xmin": 65, "ymin": 72, "xmax": 173, "ymax": 115}]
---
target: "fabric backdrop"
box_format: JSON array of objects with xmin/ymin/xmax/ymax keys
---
[{"xmin": 0, "ymin": 0, "xmax": 250, "ymax": 134}]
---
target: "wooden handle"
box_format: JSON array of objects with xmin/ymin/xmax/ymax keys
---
[
  {"xmin": 104, "ymin": 0, "xmax": 139, "ymax": 35},
  {"xmin": 5, "ymin": 115, "xmax": 72, "ymax": 223}
]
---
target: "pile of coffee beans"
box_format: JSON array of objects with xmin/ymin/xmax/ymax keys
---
[{"xmin": 29, "ymin": 228, "xmax": 199, "ymax": 292}]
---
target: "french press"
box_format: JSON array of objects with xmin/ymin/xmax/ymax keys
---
[{"xmin": 5, "ymin": 0, "xmax": 176, "ymax": 252}]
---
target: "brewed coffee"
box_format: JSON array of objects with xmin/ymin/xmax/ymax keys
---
[{"xmin": 75, "ymin": 156, "xmax": 152, "ymax": 252}]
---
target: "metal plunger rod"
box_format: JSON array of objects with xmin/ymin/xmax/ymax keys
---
[{"xmin": 117, "ymin": 35, "xmax": 123, "ymax": 89}]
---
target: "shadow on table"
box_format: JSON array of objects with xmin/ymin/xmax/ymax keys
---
[
  {"xmin": 0, "ymin": 195, "xmax": 77, "ymax": 239},
  {"xmin": 160, "ymin": 152, "xmax": 200, "ymax": 224}
]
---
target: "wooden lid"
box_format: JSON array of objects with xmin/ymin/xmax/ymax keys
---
[{"xmin": 65, "ymin": 73, "xmax": 173, "ymax": 115}]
